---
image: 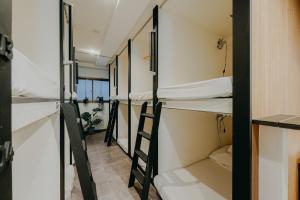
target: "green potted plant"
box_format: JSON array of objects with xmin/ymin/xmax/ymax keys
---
[{"xmin": 80, "ymin": 96, "xmax": 104, "ymax": 135}]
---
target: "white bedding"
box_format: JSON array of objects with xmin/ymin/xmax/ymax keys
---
[
  {"xmin": 129, "ymin": 91, "xmax": 153, "ymax": 101},
  {"xmin": 157, "ymin": 77, "xmax": 232, "ymax": 100},
  {"xmin": 12, "ymin": 49, "xmax": 59, "ymax": 99},
  {"xmin": 154, "ymin": 149, "xmax": 232, "ymax": 200},
  {"xmin": 110, "ymin": 95, "xmax": 128, "ymax": 101},
  {"xmin": 162, "ymin": 98, "xmax": 232, "ymax": 114}
]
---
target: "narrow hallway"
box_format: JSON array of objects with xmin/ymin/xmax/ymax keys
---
[{"xmin": 71, "ymin": 133, "xmax": 160, "ymax": 200}]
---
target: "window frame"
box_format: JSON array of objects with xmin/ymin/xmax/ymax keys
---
[{"xmin": 77, "ymin": 77, "xmax": 110, "ymax": 103}]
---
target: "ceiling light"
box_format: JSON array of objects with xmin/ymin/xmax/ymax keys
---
[
  {"xmin": 78, "ymin": 49, "xmax": 101, "ymax": 56},
  {"xmin": 116, "ymin": 0, "xmax": 120, "ymax": 9}
]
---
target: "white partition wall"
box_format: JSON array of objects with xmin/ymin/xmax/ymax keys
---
[
  {"xmin": 11, "ymin": 0, "xmax": 64, "ymax": 199},
  {"xmin": 130, "ymin": 19, "xmax": 154, "ymax": 157},
  {"xmin": 117, "ymin": 47, "xmax": 129, "ymax": 152},
  {"xmin": 157, "ymin": 0, "xmax": 233, "ymax": 172}
]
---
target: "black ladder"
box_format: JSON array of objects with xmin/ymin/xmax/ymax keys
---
[
  {"xmin": 72, "ymin": 100, "xmax": 87, "ymax": 151},
  {"xmin": 62, "ymin": 103, "xmax": 98, "ymax": 200},
  {"xmin": 104, "ymin": 100, "xmax": 119, "ymax": 146},
  {"xmin": 128, "ymin": 101, "xmax": 162, "ymax": 200}
]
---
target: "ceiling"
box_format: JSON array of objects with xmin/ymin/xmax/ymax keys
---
[
  {"xmin": 66, "ymin": 0, "xmax": 151, "ymax": 68},
  {"xmin": 162, "ymin": 0, "xmax": 232, "ymax": 37}
]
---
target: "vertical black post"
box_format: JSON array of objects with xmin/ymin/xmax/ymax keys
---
[
  {"xmin": 233, "ymin": 0, "xmax": 251, "ymax": 200},
  {"xmin": 72, "ymin": 47, "xmax": 76, "ymax": 92},
  {"xmin": 59, "ymin": 0, "xmax": 65, "ymax": 199},
  {"xmin": 68, "ymin": 5, "xmax": 73, "ymax": 98},
  {"xmin": 0, "ymin": 0, "xmax": 12, "ymax": 199},
  {"xmin": 152, "ymin": 5, "xmax": 159, "ymax": 177},
  {"xmin": 68, "ymin": 4, "xmax": 73, "ymax": 166},
  {"xmin": 128, "ymin": 39, "xmax": 132, "ymax": 157},
  {"xmin": 116, "ymin": 55, "xmax": 119, "ymax": 140},
  {"xmin": 75, "ymin": 62, "xmax": 79, "ymax": 84},
  {"xmin": 108, "ymin": 64, "xmax": 111, "ymax": 117}
]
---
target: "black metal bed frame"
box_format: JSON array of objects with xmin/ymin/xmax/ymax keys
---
[
  {"xmin": 0, "ymin": 0, "xmax": 12, "ymax": 199},
  {"xmin": 233, "ymin": 0, "xmax": 251, "ymax": 199}
]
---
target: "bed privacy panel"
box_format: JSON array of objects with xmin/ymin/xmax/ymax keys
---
[
  {"xmin": 11, "ymin": 0, "xmax": 61, "ymax": 199},
  {"xmin": 131, "ymin": 19, "xmax": 153, "ymax": 94},
  {"xmin": 118, "ymin": 47, "xmax": 129, "ymax": 98},
  {"xmin": 158, "ymin": 0, "xmax": 233, "ymax": 88},
  {"xmin": 117, "ymin": 104, "xmax": 129, "ymax": 152}
]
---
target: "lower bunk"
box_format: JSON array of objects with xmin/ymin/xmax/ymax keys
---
[{"xmin": 154, "ymin": 145, "xmax": 232, "ymax": 200}]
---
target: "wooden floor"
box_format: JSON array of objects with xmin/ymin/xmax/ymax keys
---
[{"xmin": 71, "ymin": 133, "xmax": 161, "ymax": 200}]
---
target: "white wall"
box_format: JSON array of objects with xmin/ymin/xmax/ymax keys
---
[
  {"xmin": 118, "ymin": 47, "xmax": 129, "ymax": 97},
  {"xmin": 131, "ymin": 18, "xmax": 153, "ymax": 93},
  {"xmin": 78, "ymin": 66, "xmax": 109, "ymax": 79},
  {"xmin": 159, "ymin": 7, "xmax": 229, "ymax": 87},
  {"xmin": 12, "ymin": 0, "xmax": 63, "ymax": 199}
]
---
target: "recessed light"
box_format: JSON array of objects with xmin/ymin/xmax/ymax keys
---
[
  {"xmin": 116, "ymin": 0, "xmax": 120, "ymax": 9},
  {"xmin": 78, "ymin": 49, "xmax": 101, "ymax": 56}
]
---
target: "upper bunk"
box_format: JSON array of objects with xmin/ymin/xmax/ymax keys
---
[
  {"xmin": 12, "ymin": 49, "xmax": 60, "ymax": 132},
  {"xmin": 158, "ymin": 0, "xmax": 232, "ymax": 114},
  {"xmin": 158, "ymin": 76, "xmax": 232, "ymax": 114}
]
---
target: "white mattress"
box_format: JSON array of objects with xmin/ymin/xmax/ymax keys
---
[
  {"xmin": 12, "ymin": 49, "xmax": 59, "ymax": 99},
  {"xmin": 12, "ymin": 102, "xmax": 59, "ymax": 132},
  {"xmin": 154, "ymin": 159, "xmax": 232, "ymax": 200},
  {"xmin": 157, "ymin": 77, "xmax": 232, "ymax": 100},
  {"xmin": 129, "ymin": 91, "xmax": 153, "ymax": 101},
  {"xmin": 110, "ymin": 95, "xmax": 128, "ymax": 101},
  {"xmin": 118, "ymin": 138, "xmax": 128, "ymax": 153},
  {"xmin": 162, "ymin": 98, "xmax": 232, "ymax": 114}
]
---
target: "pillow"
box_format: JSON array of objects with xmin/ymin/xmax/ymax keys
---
[{"xmin": 209, "ymin": 145, "xmax": 232, "ymax": 171}]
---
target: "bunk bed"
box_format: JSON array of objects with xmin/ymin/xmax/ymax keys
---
[
  {"xmin": 152, "ymin": 0, "xmax": 234, "ymax": 199},
  {"xmin": 129, "ymin": 91, "xmax": 153, "ymax": 106},
  {"xmin": 157, "ymin": 77, "xmax": 232, "ymax": 114},
  {"xmin": 12, "ymin": 49, "xmax": 60, "ymax": 132}
]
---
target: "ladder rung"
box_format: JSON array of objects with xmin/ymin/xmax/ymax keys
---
[
  {"xmin": 137, "ymin": 164, "xmax": 146, "ymax": 174},
  {"xmin": 135, "ymin": 150, "xmax": 148, "ymax": 162},
  {"xmin": 132, "ymin": 169, "xmax": 145, "ymax": 184},
  {"xmin": 141, "ymin": 113, "xmax": 154, "ymax": 118},
  {"xmin": 138, "ymin": 131, "xmax": 151, "ymax": 140}
]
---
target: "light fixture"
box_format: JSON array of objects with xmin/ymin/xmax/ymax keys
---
[
  {"xmin": 78, "ymin": 49, "xmax": 101, "ymax": 56},
  {"xmin": 116, "ymin": 0, "xmax": 120, "ymax": 9}
]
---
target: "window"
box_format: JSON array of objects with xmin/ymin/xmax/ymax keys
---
[{"xmin": 77, "ymin": 78, "xmax": 109, "ymax": 101}]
